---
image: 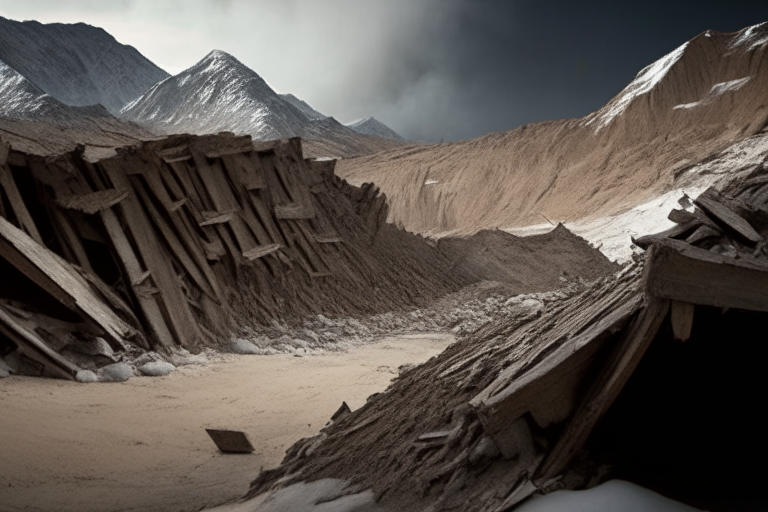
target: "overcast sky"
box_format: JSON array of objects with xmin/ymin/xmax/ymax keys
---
[{"xmin": 0, "ymin": 0, "xmax": 767, "ymax": 142}]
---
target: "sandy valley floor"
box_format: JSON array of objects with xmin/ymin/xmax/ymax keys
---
[{"xmin": 0, "ymin": 334, "xmax": 453, "ymax": 512}]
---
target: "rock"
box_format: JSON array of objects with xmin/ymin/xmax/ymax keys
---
[
  {"xmin": 131, "ymin": 351, "xmax": 163, "ymax": 367},
  {"xmin": 75, "ymin": 370, "xmax": 99, "ymax": 383},
  {"xmin": 138, "ymin": 361, "xmax": 175, "ymax": 377},
  {"xmin": 168, "ymin": 349, "xmax": 209, "ymax": 366},
  {"xmin": 229, "ymin": 338, "xmax": 262, "ymax": 354},
  {"xmin": 68, "ymin": 337, "xmax": 115, "ymax": 358},
  {"xmin": 97, "ymin": 363, "xmax": 134, "ymax": 382},
  {"xmin": 0, "ymin": 358, "xmax": 14, "ymax": 378}
]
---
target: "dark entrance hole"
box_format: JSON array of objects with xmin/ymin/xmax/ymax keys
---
[{"xmin": 587, "ymin": 306, "xmax": 767, "ymax": 512}]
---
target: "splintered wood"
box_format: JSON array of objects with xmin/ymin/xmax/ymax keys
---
[{"xmin": 0, "ymin": 133, "xmax": 469, "ymax": 379}]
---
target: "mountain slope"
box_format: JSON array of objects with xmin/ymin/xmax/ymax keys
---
[
  {"xmin": 338, "ymin": 23, "xmax": 768, "ymax": 235},
  {"xmin": 122, "ymin": 50, "xmax": 405, "ymax": 157},
  {"xmin": 0, "ymin": 16, "xmax": 169, "ymax": 114},
  {"xmin": 280, "ymin": 93, "xmax": 328, "ymax": 121},
  {"xmin": 346, "ymin": 116, "xmax": 404, "ymax": 141}
]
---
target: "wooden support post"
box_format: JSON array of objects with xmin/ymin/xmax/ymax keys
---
[
  {"xmin": 534, "ymin": 298, "xmax": 670, "ymax": 483},
  {"xmin": 670, "ymin": 301, "xmax": 694, "ymax": 342},
  {"xmin": 0, "ymin": 163, "xmax": 43, "ymax": 245},
  {"xmin": 644, "ymin": 238, "xmax": 768, "ymax": 312}
]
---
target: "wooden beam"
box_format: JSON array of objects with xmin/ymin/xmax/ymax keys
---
[
  {"xmin": 695, "ymin": 189, "xmax": 762, "ymax": 243},
  {"xmin": 242, "ymin": 243, "xmax": 282, "ymax": 261},
  {"xmin": 0, "ymin": 216, "xmax": 135, "ymax": 348},
  {"xmin": 471, "ymin": 296, "xmax": 642, "ymax": 454},
  {"xmin": 0, "ymin": 164, "xmax": 43, "ymax": 245},
  {"xmin": 99, "ymin": 207, "xmax": 175, "ymax": 348},
  {"xmin": 644, "ymin": 238, "xmax": 768, "ymax": 312},
  {"xmin": 100, "ymin": 158, "xmax": 203, "ymax": 347},
  {"xmin": 56, "ymin": 189, "xmax": 128, "ymax": 215},
  {"xmin": 0, "ymin": 304, "xmax": 80, "ymax": 380},
  {"xmin": 534, "ymin": 298, "xmax": 670, "ymax": 483},
  {"xmin": 670, "ymin": 301, "xmax": 694, "ymax": 342}
]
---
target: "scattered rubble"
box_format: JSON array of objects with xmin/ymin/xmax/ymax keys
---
[
  {"xmin": 245, "ymin": 161, "xmax": 768, "ymax": 511},
  {"xmin": 0, "ymin": 132, "xmax": 614, "ymax": 382}
]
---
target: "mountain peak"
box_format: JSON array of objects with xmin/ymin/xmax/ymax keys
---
[{"xmin": 346, "ymin": 116, "xmax": 404, "ymax": 141}]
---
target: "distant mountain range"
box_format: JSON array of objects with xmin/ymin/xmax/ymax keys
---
[{"xmin": 0, "ymin": 16, "xmax": 404, "ymax": 158}]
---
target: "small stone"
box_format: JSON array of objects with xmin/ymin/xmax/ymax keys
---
[
  {"xmin": 98, "ymin": 363, "xmax": 134, "ymax": 382},
  {"xmin": 75, "ymin": 370, "xmax": 99, "ymax": 383},
  {"xmin": 0, "ymin": 358, "xmax": 14, "ymax": 378},
  {"xmin": 138, "ymin": 361, "xmax": 175, "ymax": 377},
  {"xmin": 229, "ymin": 338, "xmax": 261, "ymax": 354}
]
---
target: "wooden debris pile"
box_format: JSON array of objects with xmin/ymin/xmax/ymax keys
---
[
  {"xmin": 247, "ymin": 164, "xmax": 768, "ymax": 511},
  {"xmin": 0, "ymin": 133, "xmax": 468, "ymax": 380}
]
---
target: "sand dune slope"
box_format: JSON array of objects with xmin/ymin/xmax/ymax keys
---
[{"xmin": 338, "ymin": 24, "xmax": 768, "ymax": 234}]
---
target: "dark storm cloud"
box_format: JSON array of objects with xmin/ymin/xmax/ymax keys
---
[
  {"xmin": 1, "ymin": 0, "xmax": 767, "ymax": 142},
  {"xmin": 363, "ymin": 0, "xmax": 768, "ymax": 141}
]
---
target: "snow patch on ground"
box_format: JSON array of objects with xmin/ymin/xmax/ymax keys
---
[
  {"xmin": 425, "ymin": 179, "xmax": 439, "ymax": 185},
  {"xmin": 729, "ymin": 21, "xmax": 768, "ymax": 51},
  {"xmin": 506, "ymin": 132, "xmax": 768, "ymax": 263},
  {"xmin": 674, "ymin": 76, "xmax": 750, "ymax": 110},
  {"xmin": 584, "ymin": 42, "xmax": 688, "ymax": 131},
  {"xmin": 517, "ymin": 480, "xmax": 703, "ymax": 512}
]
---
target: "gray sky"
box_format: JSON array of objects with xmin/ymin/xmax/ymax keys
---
[{"xmin": 0, "ymin": 0, "xmax": 767, "ymax": 142}]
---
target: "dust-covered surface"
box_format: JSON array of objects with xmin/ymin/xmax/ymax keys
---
[
  {"xmin": 0, "ymin": 334, "xmax": 451, "ymax": 512},
  {"xmin": 436, "ymin": 225, "xmax": 618, "ymax": 290}
]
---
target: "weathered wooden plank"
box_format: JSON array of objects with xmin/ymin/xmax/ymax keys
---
[
  {"xmin": 695, "ymin": 189, "xmax": 762, "ymax": 243},
  {"xmin": 242, "ymin": 243, "xmax": 282, "ymax": 261},
  {"xmin": 644, "ymin": 238, "xmax": 768, "ymax": 312},
  {"xmin": 191, "ymin": 150, "xmax": 259, "ymax": 253},
  {"xmin": 314, "ymin": 234, "xmax": 344, "ymax": 243},
  {"xmin": 685, "ymin": 225, "xmax": 721, "ymax": 245},
  {"xmin": 0, "ymin": 305, "xmax": 80, "ymax": 380},
  {"xmin": 100, "ymin": 158, "xmax": 203, "ymax": 347},
  {"xmin": 670, "ymin": 300, "xmax": 694, "ymax": 342},
  {"xmin": 667, "ymin": 208, "xmax": 720, "ymax": 231},
  {"xmin": 632, "ymin": 220, "xmax": 700, "ymax": 249},
  {"xmin": 199, "ymin": 211, "xmax": 234, "ymax": 226},
  {"xmin": 0, "ymin": 164, "xmax": 43, "ymax": 245},
  {"xmin": 0, "ymin": 216, "xmax": 135, "ymax": 347},
  {"xmin": 99, "ymin": 207, "xmax": 175, "ymax": 348},
  {"xmin": 132, "ymin": 177, "xmax": 219, "ymax": 301},
  {"xmin": 56, "ymin": 189, "xmax": 128, "ymax": 214},
  {"xmin": 471, "ymin": 296, "xmax": 642, "ymax": 453},
  {"xmin": 141, "ymin": 166, "xmax": 223, "ymax": 301},
  {"xmin": 535, "ymin": 298, "xmax": 670, "ymax": 483},
  {"xmin": 51, "ymin": 206, "xmax": 94, "ymax": 274},
  {"xmin": 0, "ymin": 138, "xmax": 9, "ymax": 165}
]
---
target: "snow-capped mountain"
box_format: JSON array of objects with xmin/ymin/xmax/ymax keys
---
[
  {"xmin": 121, "ymin": 50, "xmax": 407, "ymax": 156},
  {"xmin": 346, "ymin": 116, "xmax": 404, "ymax": 141},
  {"xmin": 121, "ymin": 50, "xmax": 315, "ymax": 140},
  {"xmin": 0, "ymin": 58, "xmax": 115, "ymax": 124},
  {"xmin": 280, "ymin": 93, "xmax": 328, "ymax": 121},
  {"xmin": 0, "ymin": 16, "xmax": 168, "ymax": 114}
]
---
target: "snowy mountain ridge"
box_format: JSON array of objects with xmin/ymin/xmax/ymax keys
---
[
  {"xmin": 0, "ymin": 16, "xmax": 169, "ymax": 114},
  {"xmin": 121, "ymin": 50, "xmax": 316, "ymax": 140},
  {"xmin": 346, "ymin": 116, "xmax": 404, "ymax": 141}
]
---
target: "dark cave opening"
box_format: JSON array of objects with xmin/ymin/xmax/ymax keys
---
[{"xmin": 587, "ymin": 305, "xmax": 767, "ymax": 512}]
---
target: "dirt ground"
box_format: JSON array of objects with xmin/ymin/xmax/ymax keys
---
[{"xmin": 0, "ymin": 333, "xmax": 453, "ymax": 512}]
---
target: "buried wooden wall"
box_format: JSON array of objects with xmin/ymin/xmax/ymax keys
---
[{"xmin": 0, "ymin": 133, "xmax": 403, "ymax": 378}]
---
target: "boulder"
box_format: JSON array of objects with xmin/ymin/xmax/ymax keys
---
[
  {"xmin": 97, "ymin": 363, "xmax": 134, "ymax": 382},
  {"xmin": 75, "ymin": 370, "xmax": 99, "ymax": 383},
  {"xmin": 138, "ymin": 361, "xmax": 175, "ymax": 377}
]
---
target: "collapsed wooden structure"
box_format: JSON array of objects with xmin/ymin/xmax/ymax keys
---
[
  {"xmin": 0, "ymin": 134, "xmax": 467, "ymax": 380},
  {"xmin": 249, "ymin": 161, "xmax": 768, "ymax": 511}
]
